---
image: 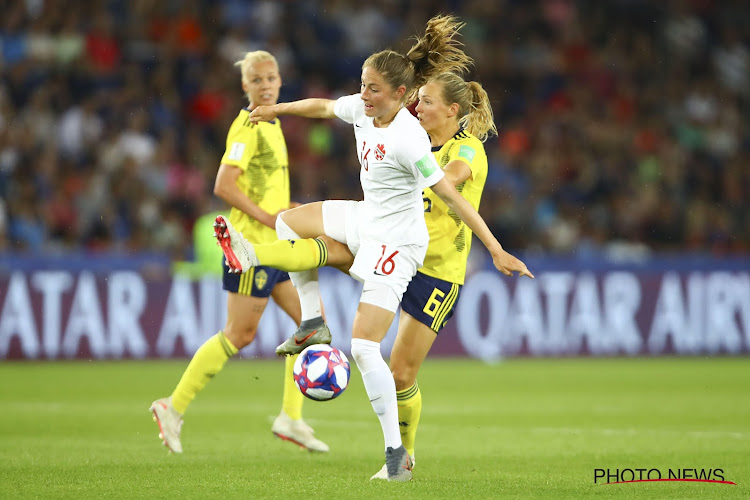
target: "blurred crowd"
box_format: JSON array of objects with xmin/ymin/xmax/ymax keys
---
[{"xmin": 1, "ymin": 0, "xmax": 748, "ymax": 260}]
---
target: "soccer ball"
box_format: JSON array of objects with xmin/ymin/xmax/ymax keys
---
[{"xmin": 293, "ymin": 344, "xmax": 350, "ymax": 401}]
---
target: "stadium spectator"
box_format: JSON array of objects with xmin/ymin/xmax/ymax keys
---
[{"xmin": 0, "ymin": 0, "xmax": 747, "ymax": 258}]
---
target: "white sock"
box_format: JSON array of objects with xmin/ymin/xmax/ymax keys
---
[
  {"xmin": 276, "ymin": 215, "xmax": 322, "ymax": 321},
  {"xmin": 296, "ymin": 280, "xmax": 322, "ymax": 321},
  {"xmin": 350, "ymin": 338, "xmax": 401, "ymax": 450}
]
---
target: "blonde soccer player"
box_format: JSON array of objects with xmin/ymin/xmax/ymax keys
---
[
  {"xmin": 214, "ymin": 16, "xmax": 533, "ymax": 480},
  {"xmin": 150, "ymin": 51, "xmax": 328, "ymax": 454}
]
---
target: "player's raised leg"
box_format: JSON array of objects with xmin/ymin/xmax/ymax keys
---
[
  {"xmin": 214, "ymin": 215, "xmax": 328, "ymax": 275},
  {"xmin": 274, "ymin": 202, "xmax": 357, "ymax": 355},
  {"xmin": 273, "ymin": 204, "xmax": 332, "ymax": 355}
]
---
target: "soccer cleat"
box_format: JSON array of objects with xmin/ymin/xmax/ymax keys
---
[
  {"xmin": 275, "ymin": 317, "xmax": 332, "ymax": 356},
  {"xmin": 384, "ymin": 445, "xmax": 413, "ymax": 482},
  {"xmin": 213, "ymin": 215, "xmax": 259, "ymax": 274},
  {"xmin": 150, "ymin": 397, "xmax": 183, "ymax": 454},
  {"xmin": 271, "ymin": 411, "xmax": 330, "ymax": 452},
  {"xmin": 371, "ymin": 454, "xmax": 415, "ymax": 480}
]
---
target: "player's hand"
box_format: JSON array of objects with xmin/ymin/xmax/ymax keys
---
[
  {"xmin": 492, "ymin": 249, "xmax": 534, "ymax": 279},
  {"xmin": 249, "ymin": 105, "xmax": 277, "ymax": 123}
]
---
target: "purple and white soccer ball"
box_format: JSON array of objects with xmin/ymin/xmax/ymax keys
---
[{"xmin": 293, "ymin": 344, "xmax": 350, "ymax": 401}]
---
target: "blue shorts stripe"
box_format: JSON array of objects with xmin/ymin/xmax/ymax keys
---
[{"xmin": 431, "ymin": 283, "xmax": 459, "ymax": 331}]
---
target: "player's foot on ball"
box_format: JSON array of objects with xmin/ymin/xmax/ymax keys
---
[
  {"xmin": 150, "ymin": 397, "xmax": 183, "ymax": 453},
  {"xmin": 275, "ymin": 317, "xmax": 332, "ymax": 356},
  {"xmin": 271, "ymin": 411, "xmax": 329, "ymax": 452},
  {"xmin": 385, "ymin": 445, "xmax": 413, "ymax": 482},
  {"xmin": 213, "ymin": 215, "xmax": 259, "ymax": 274},
  {"xmin": 371, "ymin": 454, "xmax": 415, "ymax": 480}
]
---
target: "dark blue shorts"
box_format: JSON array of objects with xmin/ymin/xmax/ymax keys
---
[
  {"xmin": 401, "ymin": 271, "xmax": 462, "ymax": 333},
  {"xmin": 222, "ymin": 259, "xmax": 290, "ymax": 298}
]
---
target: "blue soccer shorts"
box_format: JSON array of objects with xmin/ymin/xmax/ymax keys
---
[
  {"xmin": 401, "ymin": 271, "xmax": 462, "ymax": 333},
  {"xmin": 222, "ymin": 259, "xmax": 290, "ymax": 298}
]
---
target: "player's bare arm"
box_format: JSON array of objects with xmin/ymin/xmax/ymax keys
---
[
  {"xmin": 442, "ymin": 159, "xmax": 473, "ymax": 186},
  {"xmin": 214, "ymin": 163, "xmax": 277, "ymax": 229},
  {"xmin": 249, "ymin": 98, "xmax": 337, "ymax": 122},
  {"xmin": 430, "ymin": 176, "xmax": 534, "ymax": 279}
]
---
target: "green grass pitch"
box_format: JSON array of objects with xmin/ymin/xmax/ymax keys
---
[{"xmin": 0, "ymin": 357, "xmax": 748, "ymax": 499}]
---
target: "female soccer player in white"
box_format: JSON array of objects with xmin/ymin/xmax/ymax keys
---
[{"xmin": 215, "ymin": 16, "xmax": 533, "ymax": 481}]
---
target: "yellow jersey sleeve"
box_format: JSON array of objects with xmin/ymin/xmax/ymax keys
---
[
  {"xmin": 420, "ymin": 130, "xmax": 488, "ymax": 284},
  {"xmin": 221, "ymin": 111, "xmax": 259, "ymax": 170},
  {"xmin": 220, "ymin": 109, "xmax": 290, "ymax": 244}
]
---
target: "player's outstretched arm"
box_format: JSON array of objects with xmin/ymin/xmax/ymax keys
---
[
  {"xmin": 430, "ymin": 177, "xmax": 534, "ymax": 279},
  {"xmin": 249, "ymin": 99, "xmax": 337, "ymax": 122}
]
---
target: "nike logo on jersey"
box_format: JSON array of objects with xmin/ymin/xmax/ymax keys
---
[
  {"xmin": 294, "ymin": 330, "xmax": 318, "ymax": 345},
  {"xmin": 373, "ymin": 270, "xmax": 387, "ymax": 276}
]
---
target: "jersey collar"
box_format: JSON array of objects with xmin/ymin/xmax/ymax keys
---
[{"xmin": 430, "ymin": 127, "xmax": 465, "ymax": 151}]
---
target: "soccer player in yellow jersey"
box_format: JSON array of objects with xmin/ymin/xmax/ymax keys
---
[
  {"xmin": 150, "ymin": 51, "xmax": 328, "ymax": 454},
  {"xmin": 370, "ymin": 71, "xmax": 499, "ymax": 478}
]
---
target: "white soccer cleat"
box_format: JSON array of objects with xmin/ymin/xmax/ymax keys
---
[
  {"xmin": 213, "ymin": 215, "xmax": 259, "ymax": 274},
  {"xmin": 271, "ymin": 411, "xmax": 330, "ymax": 452},
  {"xmin": 150, "ymin": 397, "xmax": 183, "ymax": 454},
  {"xmin": 371, "ymin": 453, "xmax": 415, "ymax": 480}
]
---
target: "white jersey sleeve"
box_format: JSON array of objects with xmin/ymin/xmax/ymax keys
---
[
  {"xmin": 396, "ymin": 134, "xmax": 445, "ymax": 189},
  {"xmin": 333, "ymin": 94, "xmax": 362, "ymax": 124}
]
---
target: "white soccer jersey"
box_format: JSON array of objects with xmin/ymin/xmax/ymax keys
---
[{"xmin": 334, "ymin": 94, "xmax": 444, "ymax": 247}]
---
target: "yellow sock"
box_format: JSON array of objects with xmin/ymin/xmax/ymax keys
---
[
  {"xmin": 254, "ymin": 238, "xmax": 328, "ymax": 272},
  {"xmin": 396, "ymin": 382, "xmax": 422, "ymax": 457},
  {"xmin": 171, "ymin": 332, "xmax": 238, "ymax": 414},
  {"xmin": 281, "ymin": 354, "xmax": 303, "ymax": 420}
]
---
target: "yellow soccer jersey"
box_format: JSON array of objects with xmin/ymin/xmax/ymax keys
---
[
  {"xmin": 420, "ymin": 129, "xmax": 487, "ymax": 284},
  {"xmin": 220, "ymin": 109, "xmax": 290, "ymax": 244}
]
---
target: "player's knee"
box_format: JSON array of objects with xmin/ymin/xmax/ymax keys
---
[
  {"xmin": 350, "ymin": 338, "xmax": 380, "ymax": 368},
  {"xmin": 391, "ymin": 364, "xmax": 417, "ymax": 391},
  {"xmin": 223, "ymin": 325, "xmax": 257, "ymax": 349},
  {"xmin": 350, "ymin": 340, "xmax": 367, "ymax": 367}
]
